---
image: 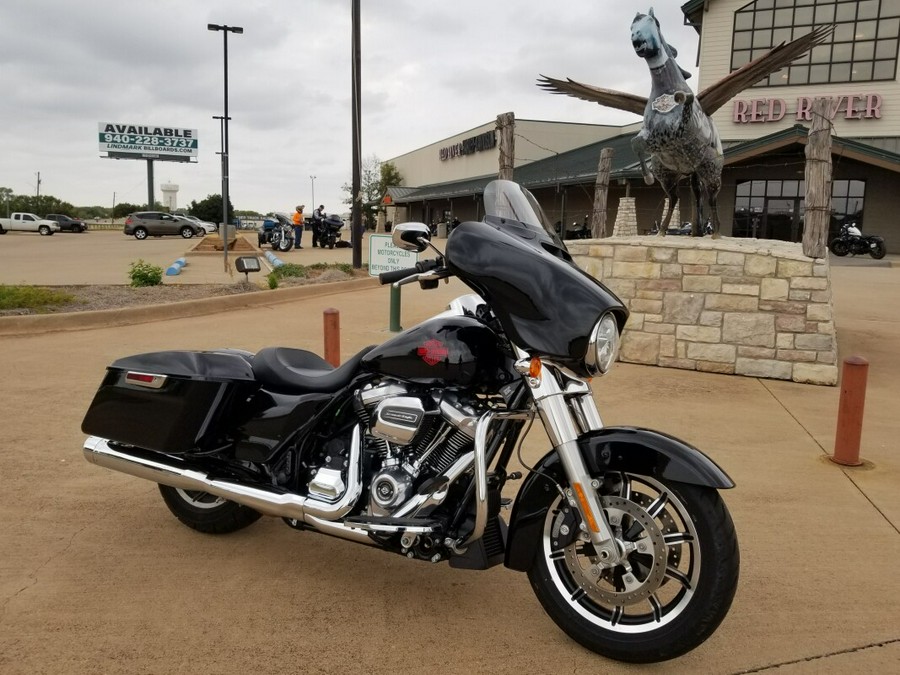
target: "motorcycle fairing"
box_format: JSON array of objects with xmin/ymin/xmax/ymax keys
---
[
  {"xmin": 444, "ymin": 220, "xmax": 627, "ymax": 377},
  {"xmin": 503, "ymin": 426, "xmax": 734, "ymax": 572}
]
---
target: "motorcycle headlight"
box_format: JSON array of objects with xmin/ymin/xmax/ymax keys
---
[{"xmin": 585, "ymin": 313, "xmax": 620, "ymax": 376}]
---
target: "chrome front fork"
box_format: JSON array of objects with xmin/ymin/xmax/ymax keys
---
[{"xmin": 514, "ymin": 355, "xmax": 624, "ymax": 566}]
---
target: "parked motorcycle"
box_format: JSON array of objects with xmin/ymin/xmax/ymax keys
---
[
  {"xmin": 318, "ymin": 213, "xmax": 345, "ymax": 249},
  {"xmin": 829, "ymin": 222, "xmax": 886, "ymax": 259},
  {"xmin": 257, "ymin": 213, "xmax": 294, "ymax": 252},
  {"xmin": 565, "ymin": 220, "xmax": 591, "ymax": 240},
  {"xmin": 81, "ymin": 179, "xmax": 739, "ymax": 663}
]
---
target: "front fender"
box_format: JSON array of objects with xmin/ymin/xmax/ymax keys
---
[{"xmin": 504, "ymin": 426, "xmax": 734, "ymax": 572}]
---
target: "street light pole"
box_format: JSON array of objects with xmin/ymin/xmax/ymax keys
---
[
  {"xmin": 208, "ymin": 22, "xmax": 243, "ymax": 271},
  {"xmin": 310, "ymin": 175, "xmax": 316, "ymax": 211},
  {"xmin": 213, "ymin": 115, "xmax": 230, "ymax": 236}
]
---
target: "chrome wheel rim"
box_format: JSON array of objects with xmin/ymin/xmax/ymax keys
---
[{"xmin": 541, "ymin": 473, "xmax": 700, "ymax": 633}]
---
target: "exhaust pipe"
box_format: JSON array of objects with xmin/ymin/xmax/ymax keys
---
[{"xmin": 83, "ymin": 428, "xmax": 371, "ymax": 544}]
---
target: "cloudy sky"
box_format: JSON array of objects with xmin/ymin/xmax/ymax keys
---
[{"xmin": 0, "ymin": 1, "xmax": 699, "ymax": 216}]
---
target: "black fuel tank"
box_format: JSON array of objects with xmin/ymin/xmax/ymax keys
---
[{"xmin": 361, "ymin": 316, "xmax": 511, "ymax": 387}]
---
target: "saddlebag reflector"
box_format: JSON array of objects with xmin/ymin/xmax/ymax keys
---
[{"xmin": 81, "ymin": 350, "xmax": 256, "ymax": 454}]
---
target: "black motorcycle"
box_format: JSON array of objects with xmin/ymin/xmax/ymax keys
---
[
  {"xmin": 829, "ymin": 222, "xmax": 886, "ymax": 259},
  {"xmin": 257, "ymin": 213, "xmax": 294, "ymax": 252},
  {"xmin": 81, "ymin": 179, "xmax": 739, "ymax": 663},
  {"xmin": 318, "ymin": 214, "xmax": 344, "ymax": 249}
]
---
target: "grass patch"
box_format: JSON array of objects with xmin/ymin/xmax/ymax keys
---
[
  {"xmin": 0, "ymin": 285, "xmax": 76, "ymax": 312},
  {"xmin": 266, "ymin": 262, "xmax": 359, "ymax": 289}
]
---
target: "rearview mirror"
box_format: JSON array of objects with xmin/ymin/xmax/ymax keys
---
[{"xmin": 391, "ymin": 222, "xmax": 431, "ymax": 252}]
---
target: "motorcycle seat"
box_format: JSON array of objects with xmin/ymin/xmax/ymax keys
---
[{"xmin": 251, "ymin": 345, "xmax": 373, "ymax": 394}]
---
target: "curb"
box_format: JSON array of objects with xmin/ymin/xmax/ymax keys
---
[{"xmin": 0, "ymin": 277, "xmax": 380, "ymax": 337}]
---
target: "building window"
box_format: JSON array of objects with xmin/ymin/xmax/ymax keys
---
[
  {"xmin": 733, "ymin": 178, "xmax": 865, "ymax": 241},
  {"xmin": 731, "ymin": 0, "xmax": 900, "ymax": 86}
]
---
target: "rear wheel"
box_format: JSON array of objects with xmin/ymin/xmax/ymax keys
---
[
  {"xmin": 830, "ymin": 238, "xmax": 849, "ymax": 256},
  {"xmin": 870, "ymin": 240, "xmax": 886, "ymax": 259},
  {"xmin": 158, "ymin": 484, "xmax": 262, "ymax": 534},
  {"xmin": 134, "ymin": 227, "xmax": 148, "ymax": 240},
  {"xmin": 180, "ymin": 226, "xmax": 195, "ymax": 239},
  {"xmin": 527, "ymin": 473, "xmax": 739, "ymax": 663}
]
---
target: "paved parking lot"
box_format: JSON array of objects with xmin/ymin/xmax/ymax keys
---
[{"xmin": 0, "ymin": 229, "xmax": 373, "ymax": 286}]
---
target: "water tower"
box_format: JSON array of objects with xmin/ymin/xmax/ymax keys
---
[{"xmin": 161, "ymin": 183, "xmax": 179, "ymax": 211}]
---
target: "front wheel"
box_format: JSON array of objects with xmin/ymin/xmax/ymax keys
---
[
  {"xmin": 158, "ymin": 485, "xmax": 262, "ymax": 534},
  {"xmin": 870, "ymin": 239, "xmax": 886, "ymax": 259},
  {"xmin": 39, "ymin": 225, "xmax": 52, "ymax": 236},
  {"xmin": 829, "ymin": 238, "xmax": 849, "ymax": 256},
  {"xmin": 276, "ymin": 235, "xmax": 293, "ymax": 252},
  {"xmin": 180, "ymin": 226, "xmax": 195, "ymax": 239},
  {"xmin": 527, "ymin": 473, "xmax": 739, "ymax": 663}
]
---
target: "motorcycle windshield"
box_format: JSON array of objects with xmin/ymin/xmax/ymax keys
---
[{"xmin": 445, "ymin": 180, "xmax": 627, "ymax": 374}]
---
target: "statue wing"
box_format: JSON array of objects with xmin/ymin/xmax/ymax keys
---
[
  {"xmin": 697, "ymin": 25, "xmax": 835, "ymax": 115},
  {"xmin": 537, "ymin": 76, "xmax": 647, "ymax": 116}
]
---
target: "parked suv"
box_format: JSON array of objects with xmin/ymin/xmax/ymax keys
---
[
  {"xmin": 124, "ymin": 212, "xmax": 203, "ymax": 240},
  {"xmin": 45, "ymin": 214, "xmax": 88, "ymax": 233}
]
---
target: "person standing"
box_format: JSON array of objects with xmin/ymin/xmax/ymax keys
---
[
  {"xmin": 292, "ymin": 205, "xmax": 305, "ymax": 248},
  {"xmin": 312, "ymin": 204, "xmax": 325, "ymax": 247}
]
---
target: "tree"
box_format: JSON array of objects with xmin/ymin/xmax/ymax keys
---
[
  {"xmin": 188, "ymin": 194, "xmax": 235, "ymax": 224},
  {"xmin": 0, "ymin": 187, "xmax": 12, "ymax": 217},
  {"xmin": 0, "ymin": 188, "xmax": 75, "ymax": 216},
  {"xmin": 114, "ymin": 202, "xmax": 141, "ymax": 219},
  {"xmin": 341, "ymin": 156, "xmax": 403, "ymax": 229}
]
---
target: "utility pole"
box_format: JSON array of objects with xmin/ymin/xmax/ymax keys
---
[
  {"xmin": 351, "ymin": 0, "xmax": 362, "ymax": 269},
  {"xmin": 112, "ymin": 191, "xmax": 116, "ymax": 224},
  {"xmin": 35, "ymin": 171, "xmax": 42, "ymax": 214}
]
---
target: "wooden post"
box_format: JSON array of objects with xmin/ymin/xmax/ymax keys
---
[
  {"xmin": 803, "ymin": 97, "xmax": 832, "ymax": 258},
  {"xmin": 323, "ymin": 308, "xmax": 340, "ymax": 367},
  {"xmin": 591, "ymin": 147, "xmax": 613, "ymax": 238},
  {"xmin": 496, "ymin": 112, "xmax": 515, "ymax": 181}
]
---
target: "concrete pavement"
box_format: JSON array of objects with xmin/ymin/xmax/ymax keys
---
[{"xmin": 0, "ymin": 238, "xmax": 898, "ymax": 673}]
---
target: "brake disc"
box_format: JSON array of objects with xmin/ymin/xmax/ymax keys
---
[{"xmin": 563, "ymin": 495, "xmax": 668, "ymax": 606}]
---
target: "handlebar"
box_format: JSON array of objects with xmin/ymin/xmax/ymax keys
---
[{"xmin": 378, "ymin": 258, "xmax": 442, "ymax": 285}]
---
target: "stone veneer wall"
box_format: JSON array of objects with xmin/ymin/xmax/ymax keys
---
[{"xmin": 569, "ymin": 236, "xmax": 838, "ymax": 385}]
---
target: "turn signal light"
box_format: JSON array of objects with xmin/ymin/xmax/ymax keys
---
[
  {"xmin": 529, "ymin": 357, "xmax": 542, "ymax": 378},
  {"xmin": 573, "ymin": 482, "xmax": 601, "ymax": 533}
]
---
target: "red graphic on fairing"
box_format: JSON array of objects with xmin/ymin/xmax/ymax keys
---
[{"xmin": 417, "ymin": 339, "xmax": 449, "ymax": 366}]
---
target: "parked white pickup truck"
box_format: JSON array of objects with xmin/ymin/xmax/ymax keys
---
[{"xmin": 0, "ymin": 213, "xmax": 61, "ymax": 235}]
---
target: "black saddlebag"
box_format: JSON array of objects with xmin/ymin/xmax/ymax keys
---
[{"xmin": 81, "ymin": 350, "xmax": 257, "ymax": 454}]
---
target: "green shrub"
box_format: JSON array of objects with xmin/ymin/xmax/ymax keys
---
[
  {"xmin": 0, "ymin": 285, "xmax": 75, "ymax": 311},
  {"xmin": 272, "ymin": 263, "xmax": 308, "ymax": 279},
  {"xmin": 267, "ymin": 272, "xmax": 279, "ymax": 289},
  {"xmin": 128, "ymin": 260, "xmax": 163, "ymax": 287}
]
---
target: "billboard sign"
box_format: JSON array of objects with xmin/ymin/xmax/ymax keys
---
[{"xmin": 98, "ymin": 122, "xmax": 198, "ymax": 161}]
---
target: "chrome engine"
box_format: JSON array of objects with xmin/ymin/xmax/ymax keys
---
[{"xmin": 354, "ymin": 381, "xmax": 481, "ymax": 517}]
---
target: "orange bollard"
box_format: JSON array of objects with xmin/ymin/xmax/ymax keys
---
[
  {"xmin": 323, "ymin": 308, "xmax": 340, "ymax": 367},
  {"xmin": 831, "ymin": 356, "xmax": 868, "ymax": 466}
]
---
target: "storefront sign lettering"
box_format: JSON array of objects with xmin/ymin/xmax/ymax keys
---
[
  {"xmin": 439, "ymin": 131, "xmax": 497, "ymax": 160},
  {"xmin": 732, "ymin": 93, "xmax": 883, "ymax": 123}
]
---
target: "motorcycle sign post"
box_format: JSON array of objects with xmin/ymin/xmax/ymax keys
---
[{"xmin": 368, "ymin": 234, "xmax": 419, "ymax": 331}]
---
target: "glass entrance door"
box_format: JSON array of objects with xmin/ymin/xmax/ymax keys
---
[{"xmin": 764, "ymin": 198, "xmax": 799, "ymax": 242}]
